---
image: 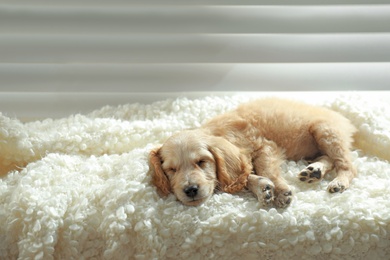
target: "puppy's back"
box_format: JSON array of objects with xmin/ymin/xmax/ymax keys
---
[{"xmin": 236, "ymin": 98, "xmax": 356, "ymax": 159}]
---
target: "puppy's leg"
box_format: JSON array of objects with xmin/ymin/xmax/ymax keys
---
[
  {"xmin": 247, "ymin": 175, "xmax": 274, "ymax": 206},
  {"xmin": 309, "ymin": 123, "xmax": 356, "ymax": 193},
  {"xmin": 298, "ymin": 155, "xmax": 334, "ymax": 183},
  {"xmin": 252, "ymin": 139, "xmax": 292, "ymax": 208}
]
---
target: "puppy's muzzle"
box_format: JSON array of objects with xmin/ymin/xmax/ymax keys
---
[{"xmin": 184, "ymin": 185, "xmax": 199, "ymax": 198}]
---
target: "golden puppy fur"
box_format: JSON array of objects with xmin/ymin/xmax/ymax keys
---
[{"xmin": 149, "ymin": 98, "xmax": 357, "ymax": 207}]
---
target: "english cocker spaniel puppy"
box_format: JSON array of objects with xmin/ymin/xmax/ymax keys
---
[{"xmin": 148, "ymin": 98, "xmax": 356, "ymax": 208}]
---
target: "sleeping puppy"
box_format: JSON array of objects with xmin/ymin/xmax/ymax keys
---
[{"xmin": 148, "ymin": 98, "xmax": 356, "ymax": 208}]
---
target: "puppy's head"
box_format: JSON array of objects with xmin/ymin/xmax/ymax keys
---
[{"xmin": 148, "ymin": 130, "xmax": 251, "ymax": 206}]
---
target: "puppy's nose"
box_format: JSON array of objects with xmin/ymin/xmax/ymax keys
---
[{"xmin": 184, "ymin": 185, "xmax": 199, "ymax": 198}]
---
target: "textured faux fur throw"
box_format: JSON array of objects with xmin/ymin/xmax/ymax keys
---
[{"xmin": 1, "ymin": 94, "xmax": 390, "ymax": 259}]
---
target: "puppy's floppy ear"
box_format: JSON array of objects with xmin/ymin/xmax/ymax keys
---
[
  {"xmin": 148, "ymin": 146, "xmax": 171, "ymax": 196},
  {"xmin": 207, "ymin": 137, "xmax": 251, "ymax": 194}
]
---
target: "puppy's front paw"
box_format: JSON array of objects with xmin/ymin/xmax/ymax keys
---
[
  {"xmin": 247, "ymin": 175, "xmax": 275, "ymax": 206},
  {"xmin": 273, "ymin": 188, "xmax": 292, "ymax": 208},
  {"xmin": 258, "ymin": 179, "xmax": 275, "ymax": 205},
  {"xmin": 298, "ymin": 162, "xmax": 325, "ymax": 183}
]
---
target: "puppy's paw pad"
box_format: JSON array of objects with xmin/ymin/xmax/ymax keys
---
[
  {"xmin": 261, "ymin": 182, "xmax": 275, "ymax": 205},
  {"xmin": 298, "ymin": 163, "xmax": 324, "ymax": 183},
  {"xmin": 247, "ymin": 176, "xmax": 276, "ymax": 206},
  {"xmin": 256, "ymin": 178, "xmax": 275, "ymax": 206},
  {"xmin": 327, "ymin": 180, "xmax": 348, "ymax": 193},
  {"xmin": 274, "ymin": 189, "xmax": 293, "ymax": 208},
  {"xmin": 252, "ymin": 178, "xmax": 275, "ymax": 206}
]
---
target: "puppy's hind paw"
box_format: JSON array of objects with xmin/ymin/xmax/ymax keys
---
[
  {"xmin": 298, "ymin": 162, "xmax": 325, "ymax": 184},
  {"xmin": 327, "ymin": 178, "xmax": 348, "ymax": 193}
]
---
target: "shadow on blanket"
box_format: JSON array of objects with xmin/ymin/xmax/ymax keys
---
[{"xmin": 1, "ymin": 94, "xmax": 390, "ymax": 259}]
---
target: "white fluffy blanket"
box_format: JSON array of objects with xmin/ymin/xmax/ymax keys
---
[{"xmin": 1, "ymin": 94, "xmax": 390, "ymax": 260}]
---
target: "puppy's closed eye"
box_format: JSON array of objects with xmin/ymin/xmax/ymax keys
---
[
  {"xmin": 161, "ymin": 161, "xmax": 177, "ymax": 174},
  {"xmin": 168, "ymin": 168, "xmax": 177, "ymax": 173},
  {"xmin": 163, "ymin": 166, "xmax": 177, "ymax": 174},
  {"xmin": 196, "ymin": 160, "xmax": 207, "ymax": 168}
]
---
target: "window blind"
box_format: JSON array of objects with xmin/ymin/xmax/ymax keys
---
[{"xmin": 0, "ymin": 0, "xmax": 389, "ymax": 118}]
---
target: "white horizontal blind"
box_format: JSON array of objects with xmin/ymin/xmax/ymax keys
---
[{"xmin": 0, "ymin": 0, "xmax": 389, "ymax": 117}]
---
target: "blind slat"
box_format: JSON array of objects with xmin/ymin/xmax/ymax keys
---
[
  {"xmin": 1, "ymin": 34, "xmax": 389, "ymax": 63},
  {"xmin": 1, "ymin": 63, "xmax": 389, "ymax": 91},
  {"xmin": 1, "ymin": 0, "xmax": 390, "ymax": 5},
  {"xmin": 1, "ymin": 6, "xmax": 389, "ymax": 34}
]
